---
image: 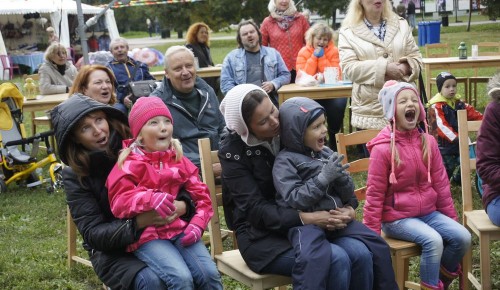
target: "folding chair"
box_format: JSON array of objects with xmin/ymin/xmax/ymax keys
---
[
  {"xmin": 198, "ymin": 138, "xmax": 291, "ymax": 290},
  {"xmin": 0, "ymin": 54, "xmax": 21, "ymax": 79},
  {"xmin": 335, "ymin": 129, "xmax": 422, "ymax": 290},
  {"xmin": 457, "ymin": 110, "xmax": 500, "ymax": 290}
]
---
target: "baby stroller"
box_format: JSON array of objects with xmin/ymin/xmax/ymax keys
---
[{"xmin": 0, "ymin": 82, "xmax": 63, "ymax": 193}]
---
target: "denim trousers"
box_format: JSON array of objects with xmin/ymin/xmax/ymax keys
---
[
  {"xmin": 382, "ymin": 211, "xmax": 471, "ymax": 285},
  {"xmin": 262, "ymin": 235, "xmax": 373, "ymax": 290},
  {"xmin": 134, "ymin": 237, "xmax": 222, "ymax": 290},
  {"xmin": 133, "ymin": 266, "xmax": 167, "ymax": 290},
  {"xmin": 487, "ymin": 196, "xmax": 500, "ymax": 226}
]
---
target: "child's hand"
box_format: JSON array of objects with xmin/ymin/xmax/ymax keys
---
[
  {"xmin": 318, "ymin": 153, "xmax": 350, "ymax": 186},
  {"xmin": 151, "ymin": 192, "xmax": 176, "ymax": 218},
  {"xmin": 180, "ymin": 224, "xmax": 203, "ymax": 247}
]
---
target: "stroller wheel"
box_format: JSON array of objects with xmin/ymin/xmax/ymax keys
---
[
  {"xmin": 0, "ymin": 179, "xmax": 6, "ymax": 193},
  {"xmin": 49, "ymin": 162, "xmax": 64, "ymax": 193}
]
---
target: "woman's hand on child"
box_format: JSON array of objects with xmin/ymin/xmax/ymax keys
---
[
  {"xmin": 318, "ymin": 153, "xmax": 350, "ymax": 186},
  {"xmin": 181, "ymin": 224, "xmax": 203, "ymax": 247},
  {"xmin": 151, "ymin": 192, "xmax": 176, "ymax": 218}
]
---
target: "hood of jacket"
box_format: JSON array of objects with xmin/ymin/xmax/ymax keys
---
[
  {"xmin": 427, "ymin": 92, "xmax": 462, "ymax": 107},
  {"xmin": 279, "ymin": 97, "xmax": 325, "ymax": 155},
  {"xmin": 51, "ymin": 94, "xmax": 128, "ymax": 164}
]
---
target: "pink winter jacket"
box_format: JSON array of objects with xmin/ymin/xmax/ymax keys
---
[
  {"xmin": 363, "ymin": 126, "xmax": 458, "ymax": 234},
  {"xmin": 260, "ymin": 13, "xmax": 309, "ymax": 71},
  {"xmin": 106, "ymin": 139, "xmax": 213, "ymax": 252}
]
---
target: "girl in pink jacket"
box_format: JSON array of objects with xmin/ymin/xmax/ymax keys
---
[
  {"xmin": 364, "ymin": 81, "xmax": 471, "ymax": 290},
  {"xmin": 106, "ymin": 97, "xmax": 222, "ymax": 290}
]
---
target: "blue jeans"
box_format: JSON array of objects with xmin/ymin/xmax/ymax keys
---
[
  {"xmin": 262, "ymin": 236, "xmax": 373, "ymax": 290},
  {"xmin": 134, "ymin": 266, "xmax": 167, "ymax": 290},
  {"xmin": 382, "ymin": 211, "xmax": 471, "ymax": 286},
  {"xmin": 487, "ymin": 196, "xmax": 500, "ymax": 226},
  {"xmin": 134, "ymin": 238, "xmax": 222, "ymax": 290}
]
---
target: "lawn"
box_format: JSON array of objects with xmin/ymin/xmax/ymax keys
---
[{"xmin": 1, "ymin": 20, "xmax": 500, "ymax": 290}]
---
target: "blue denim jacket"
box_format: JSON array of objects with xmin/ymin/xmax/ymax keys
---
[{"xmin": 220, "ymin": 46, "xmax": 291, "ymax": 96}]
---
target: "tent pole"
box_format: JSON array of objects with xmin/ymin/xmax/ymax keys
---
[{"xmin": 76, "ymin": 0, "xmax": 90, "ymax": 65}]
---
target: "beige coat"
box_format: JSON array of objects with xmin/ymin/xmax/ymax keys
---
[
  {"xmin": 339, "ymin": 15, "xmax": 422, "ymax": 130},
  {"xmin": 38, "ymin": 61, "xmax": 77, "ymax": 95}
]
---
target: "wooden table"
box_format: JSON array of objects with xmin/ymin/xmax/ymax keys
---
[
  {"xmin": 23, "ymin": 93, "xmax": 69, "ymax": 113},
  {"xmin": 277, "ymin": 83, "xmax": 352, "ymax": 105},
  {"xmin": 151, "ymin": 66, "xmax": 222, "ymax": 80},
  {"xmin": 422, "ymin": 55, "xmax": 500, "ymax": 99}
]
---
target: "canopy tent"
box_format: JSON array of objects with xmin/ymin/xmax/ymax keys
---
[
  {"xmin": 0, "ymin": 0, "xmax": 119, "ymax": 54},
  {"xmin": 113, "ymin": 0, "xmax": 202, "ymax": 8}
]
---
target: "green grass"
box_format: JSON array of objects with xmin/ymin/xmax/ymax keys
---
[{"xmin": 1, "ymin": 21, "xmax": 500, "ymax": 289}]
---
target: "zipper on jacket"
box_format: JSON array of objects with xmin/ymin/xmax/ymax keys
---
[{"xmin": 110, "ymin": 219, "xmax": 132, "ymax": 243}]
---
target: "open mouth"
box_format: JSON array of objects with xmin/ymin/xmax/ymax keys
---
[
  {"xmin": 405, "ymin": 110, "xmax": 416, "ymax": 122},
  {"xmin": 96, "ymin": 136, "xmax": 107, "ymax": 145}
]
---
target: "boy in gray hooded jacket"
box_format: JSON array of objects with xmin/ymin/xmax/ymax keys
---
[{"xmin": 273, "ymin": 97, "xmax": 398, "ymax": 290}]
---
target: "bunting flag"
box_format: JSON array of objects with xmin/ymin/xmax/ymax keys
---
[{"xmin": 113, "ymin": 0, "xmax": 203, "ymax": 8}]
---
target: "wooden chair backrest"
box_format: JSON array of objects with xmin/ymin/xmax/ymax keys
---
[
  {"xmin": 335, "ymin": 129, "xmax": 380, "ymax": 200},
  {"xmin": 457, "ymin": 110, "xmax": 482, "ymax": 213},
  {"xmin": 425, "ymin": 43, "xmax": 450, "ymax": 58},
  {"xmin": 198, "ymin": 138, "xmax": 224, "ymax": 257},
  {"xmin": 477, "ymin": 41, "xmax": 500, "ymax": 56}
]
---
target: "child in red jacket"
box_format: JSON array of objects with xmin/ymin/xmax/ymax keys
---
[
  {"xmin": 106, "ymin": 97, "xmax": 222, "ymax": 290},
  {"xmin": 427, "ymin": 72, "xmax": 483, "ymax": 184},
  {"xmin": 364, "ymin": 81, "xmax": 471, "ymax": 290}
]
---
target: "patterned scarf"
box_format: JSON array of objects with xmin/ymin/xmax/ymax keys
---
[
  {"xmin": 270, "ymin": 4, "xmax": 297, "ymax": 31},
  {"xmin": 364, "ymin": 18, "xmax": 387, "ymax": 41}
]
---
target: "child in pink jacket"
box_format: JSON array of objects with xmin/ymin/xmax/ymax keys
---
[
  {"xmin": 106, "ymin": 97, "xmax": 221, "ymax": 290},
  {"xmin": 363, "ymin": 81, "xmax": 471, "ymax": 290}
]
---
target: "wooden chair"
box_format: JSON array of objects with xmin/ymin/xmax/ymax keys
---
[
  {"xmin": 335, "ymin": 129, "xmax": 422, "ymax": 290},
  {"xmin": 67, "ymin": 206, "xmax": 92, "ymax": 268},
  {"xmin": 468, "ymin": 42, "xmax": 500, "ymax": 107},
  {"xmin": 457, "ymin": 110, "xmax": 500, "ymax": 290},
  {"xmin": 198, "ymin": 138, "xmax": 291, "ymax": 290},
  {"xmin": 0, "ymin": 54, "xmax": 21, "ymax": 79},
  {"xmin": 424, "ymin": 43, "xmax": 469, "ymax": 100}
]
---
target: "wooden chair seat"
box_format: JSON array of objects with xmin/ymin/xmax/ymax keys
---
[
  {"xmin": 457, "ymin": 110, "xmax": 500, "ymax": 290},
  {"xmin": 198, "ymin": 138, "xmax": 291, "ymax": 290},
  {"xmin": 336, "ymin": 129, "xmax": 421, "ymax": 290}
]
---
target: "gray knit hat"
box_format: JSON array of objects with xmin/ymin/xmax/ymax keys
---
[{"xmin": 378, "ymin": 80, "xmax": 424, "ymax": 122}]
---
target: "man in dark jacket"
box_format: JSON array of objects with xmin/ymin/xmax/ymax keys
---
[
  {"xmin": 407, "ymin": 0, "xmax": 416, "ymax": 29},
  {"xmin": 151, "ymin": 45, "xmax": 225, "ymax": 171},
  {"xmin": 107, "ymin": 37, "xmax": 155, "ymax": 114}
]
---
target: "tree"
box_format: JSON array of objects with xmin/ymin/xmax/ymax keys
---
[{"xmin": 304, "ymin": 0, "xmax": 350, "ymax": 29}]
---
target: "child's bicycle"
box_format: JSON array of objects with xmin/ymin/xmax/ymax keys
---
[{"xmin": 0, "ymin": 82, "xmax": 63, "ymax": 193}]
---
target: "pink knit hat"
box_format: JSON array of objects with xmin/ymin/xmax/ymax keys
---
[
  {"xmin": 378, "ymin": 80, "xmax": 431, "ymax": 184},
  {"xmin": 129, "ymin": 96, "xmax": 173, "ymax": 139}
]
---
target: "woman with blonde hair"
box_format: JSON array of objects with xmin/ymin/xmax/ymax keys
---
[
  {"xmin": 38, "ymin": 43, "xmax": 77, "ymax": 95},
  {"xmin": 69, "ymin": 64, "xmax": 117, "ymax": 106},
  {"xmin": 296, "ymin": 23, "xmax": 346, "ymax": 147},
  {"xmin": 260, "ymin": 0, "xmax": 309, "ymax": 82},
  {"xmin": 338, "ymin": 0, "xmax": 422, "ymax": 131},
  {"xmin": 185, "ymin": 22, "xmax": 219, "ymax": 95}
]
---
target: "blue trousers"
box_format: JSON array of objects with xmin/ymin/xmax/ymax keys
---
[
  {"xmin": 383, "ymin": 211, "xmax": 471, "ymax": 286},
  {"xmin": 326, "ymin": 220, "xmax": 399, "ymax": 290},
  {"xmin": 133, "ymin": 266, "xmax": 167, "ymax": 290},
  {"xmin": 134, "ymin": 237, "xmax": 222, "ymax": 290},
  {"xmin": 285, "ymin": 223, "xmax": 375, "ymax": 290},
  {"xmin": 487, "ymin": 196, "xmax": 500, "ymax": 226}
]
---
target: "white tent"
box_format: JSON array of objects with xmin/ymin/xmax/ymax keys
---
[{"xmin": 0, "ymin": 0, "xmax": 119, "ymax": 64}]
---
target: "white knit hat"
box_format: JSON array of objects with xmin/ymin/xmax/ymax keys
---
[{"xmin": 220, "ymin": 84, "xmax": 269, "ymax": 146}]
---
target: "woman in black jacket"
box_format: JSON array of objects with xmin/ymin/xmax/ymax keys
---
[
  {"xmin": 51, "ymin": 94, "xmax": 194, "ymax": 290},
  {"xmin": 219, "ymin": 84, "xmax": 375, "ymax": 289},
  {"xmin": 185, "ymin": 22, "xmax": 220, "ymax": 96}
]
